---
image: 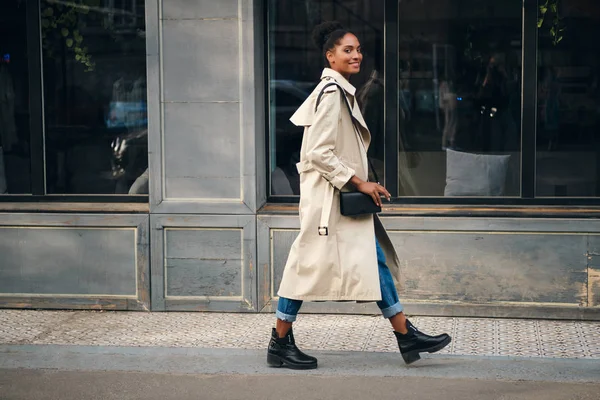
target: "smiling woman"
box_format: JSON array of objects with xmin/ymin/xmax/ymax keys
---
[
  {"xmin": 268, "ymin": 19, "xmax": 451, "ymax": 369},
  {"xmin": 313, "ymin": 21, "xmax": 363, "ymax": 78}
]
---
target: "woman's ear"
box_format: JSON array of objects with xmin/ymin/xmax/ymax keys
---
[{"xmin": 326, "ymin": 50, "xmax": 335, "ymax": 65}]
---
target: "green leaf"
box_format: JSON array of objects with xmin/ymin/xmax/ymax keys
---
[
  {"xmin": 550, "ymin": 3, "xmax": 558, "ymax": 13},
  {"xmin": 61, "ymin": 28, "xmax": 69, "ymax": 37},
  {"xmin": 66, "ymin": 38, "xmax": 74, "ymax": 48},
  {"xmin": 75, "ymin": 35, "xmax": 83, "ymax": 44},
  {"xmin": 557, "ymin": 36, "xmax": 564, "ymax": 43},
  {"xmin": 537, "ymin": 17, "xmax": 544, "ymax": 28},
  {"xmin": 43, "ymin": 7, "xmax": 54, "ymax": 17},
  {"xmin": 75, "ymin": 54, "xmax": 82, "ymax": 61},
  {"xmin": 550, "ymin": 27, "xmax": 556, "ymax": 36},
  {"xmin": 540, "ymin": 5, "xmax": 548, "ymax": 14}
]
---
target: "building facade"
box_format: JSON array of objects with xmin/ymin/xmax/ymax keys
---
[{"xmin": 1, "ymin": 0, "xmax": 599, "ymax": 319}]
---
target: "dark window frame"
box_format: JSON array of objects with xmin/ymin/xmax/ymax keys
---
[
  {"xmin": 0, "ymin": 0, "xmax": 149, "ymax": 204},
  {"xmin": 265, "ymin": 0, "xmax": 600, "ymax": 207}
]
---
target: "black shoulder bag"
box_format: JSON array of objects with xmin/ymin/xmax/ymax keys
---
[{"xmin": 315, "ymin": 82, "xmax": 382, "ymax": 217}]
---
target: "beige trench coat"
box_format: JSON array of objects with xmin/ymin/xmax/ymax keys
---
[{"xmin": 277, "ymin": 68, "xmax": 401, "ymax": 301}]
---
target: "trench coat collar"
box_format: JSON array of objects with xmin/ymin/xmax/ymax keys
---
[
  {"xmin": 289, "ymin": 68, "xmax": 369, "ymax": 133},
  {"xmin": 321, "ymin": 68, "xmax": 356, "ymax": 97},
  {"xmin": 321, "ymin": 69, "xmax": 369, "ymax": 135}
]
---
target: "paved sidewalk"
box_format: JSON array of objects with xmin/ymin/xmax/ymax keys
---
[{"xmin": 1, "ymin": 310, "xmax": 599, "ymax": 359}]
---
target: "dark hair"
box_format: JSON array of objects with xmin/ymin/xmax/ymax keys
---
[{"xmin": 312, "ymin": 21, "xmax": 352, "ymax": 67}]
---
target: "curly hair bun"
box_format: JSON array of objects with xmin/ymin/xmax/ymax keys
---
[{"xmin": 312, "ymin": 21, "xmax": 345, "ymax": 49}]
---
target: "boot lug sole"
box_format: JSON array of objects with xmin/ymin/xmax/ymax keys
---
[{"xmin": 267, "ymin": 353, "xmax": 318, "ymax": 370}]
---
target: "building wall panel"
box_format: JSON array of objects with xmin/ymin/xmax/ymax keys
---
[
  {"xmin": 0, "ymin": 214, "xmax": 150, "ymax": 310},
  {"xmin": 151, "ymin": 214, "xmax": 256, "ymax": 311},
  {"xmin": 165, "ymin": 229, "xmax": 243, "ymax": 297}
]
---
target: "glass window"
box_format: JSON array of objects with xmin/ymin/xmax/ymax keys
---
[
  {"xmin": 398, "ymin": 0, "xmax": 523, "ymax": 197},
  {"xmin": 41, "ymin": 0, "xmax": 148, "ymax": 195},
  {"xmin": 0, "ymin": 1, "xmax": 32, "ymax": 194},
  {"xmin": 536, "ymin": 0, "xmax": 600, "ymax": 197},
  {"xmin": 268, "ymin": 0, "xmax": 384, "ymax": 196}
]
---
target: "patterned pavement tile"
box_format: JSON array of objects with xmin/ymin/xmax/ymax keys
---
[
  {"xmin": 0, "ymin": 310, "xmax": 598, "ymax": 360},
  {"xmin": 0, "ymin": 310, "xmax": 75, "ymax": 344}
]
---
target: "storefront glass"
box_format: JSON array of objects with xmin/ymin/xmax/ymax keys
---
[
  {"xmin": 0, "ymin": 0, "xmax": 148, "ymax": 198},
  {"xmin": 42, "ymin": 0, "xmax": 148, "ymax": 195},
  {"xmin": 536, "ymin": 0, "xmax": 600, "ymax": 197},
  {"xmin": 0, "ymin": 1, "xmax": 32, "ymax": 194},
  {"xmin": 397, "ymin": 0, "xmax": 522, "ymax": 197}
]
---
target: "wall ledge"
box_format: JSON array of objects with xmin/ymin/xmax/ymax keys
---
[
  {"xmin": 0, "ymin": 203, "xmax": 149, "ymax": 213},
  {"xmin": 259, "ymin": 203, "xmax": 600, "ymax": 218}
]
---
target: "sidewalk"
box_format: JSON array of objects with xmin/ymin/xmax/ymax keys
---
[{"xmin": 1, "ymin": 310, "xmax": 599, "ymax": 359}]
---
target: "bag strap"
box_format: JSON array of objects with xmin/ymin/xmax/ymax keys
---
[{"xmin": 315, "ymin": 82, "xmax": 380, "ymax": 184}]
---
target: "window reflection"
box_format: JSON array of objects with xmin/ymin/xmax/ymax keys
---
[
  {"xmin": 0, "ymin": 1, "xmax": 32, "ymax": 194},
  {"xmin": 398, "ymin": 0, "xmax": 522, "ymax": 197},
  {"xmin": 536, "ymin": 0, "xmax": 600, "ymax": 197},
  {"xmin": 268, "ymin": 0, "xmax": 384, "ymax": 196},
  {"xmin": 42, "ymin": 0, "xmax": 148, "ymax": 195}
]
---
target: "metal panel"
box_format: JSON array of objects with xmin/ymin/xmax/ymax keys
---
[
  {"xmin": 257, "ymin": 215, "xmax": 600, "ymax": 319},
  {"xmin": 152, "ymin": 201, "xmax": 253, "ymax": 215},
  {"xmin": 161, "ymin": 19, "xmax": 239, "ymax": 103},
  {"xmin": 165, "ymin": 229, "xmax": 243, "ymax": 297},
  {"xmin": 256, "ymin": 215, "xmax": 296, "ymax": 311},
  {"xmin": 384, "ymin": 0, "xmax": 399, "ymax": 196},
  {"xmin": 146, "ymin": 0, "xmax": 162, "ymax": 210},
  {"xmin": 388, "ymin": 231, "xmax": 588, "ymax": 305},
  {"xmin": 270, "ymin": 229, "xmax": 297, "ymax": 299},
  {"xmin": 26, "ymin": 0, "xmax": 44, "ymax": 195},
  {"xmin": 0, "ymin": 214, "xmax": 150, "ymax": 310},
  {"xmin": 162, "ymin": 0, "xmax": 239, "ymax": 19},
  {"xmin": 151, "ymin": 214, "xmax": 256, "ymax": 311},
  {"xmin": 521, "ymin": 0, "xmax": 538, "ymax": 198},
  {"xmin": 378, "ymin": 216, "xmax": 600, "ymax": 233},
  {"xmin": 0, "ymin": 227, "xmax": 136, "ymax": 295},
  {"xmin": 163, "ymin": 102, "xmax": 241, "ymax": 200},
  {"xmin": 587, "ymin": 235, "xmax": 600, "ymax": 308},
  {"xmin": 242, "ymin": 0, "xmax": 266, "ymax": 212}
]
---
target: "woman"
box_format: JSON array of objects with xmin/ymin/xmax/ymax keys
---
[{"xmin": 268, "ymin": 21, "xmax": 451, "ymax": 370}]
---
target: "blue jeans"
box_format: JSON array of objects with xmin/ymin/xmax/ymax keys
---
[{"xmin": 276, "ymin": 238, "xmax": 403, "ymax": 322}]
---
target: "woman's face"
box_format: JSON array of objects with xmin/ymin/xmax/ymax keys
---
[{"xmin": 326, "ymin": 33, "xmax": 362, "ymax": 78}]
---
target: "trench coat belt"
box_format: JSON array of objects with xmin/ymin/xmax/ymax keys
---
[{"xmin": 296, "ymin": 160, "xmax": 336, "ymax": 236}]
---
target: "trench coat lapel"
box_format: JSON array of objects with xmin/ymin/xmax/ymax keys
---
[{"xmin": 320, "ymin": 68, "xmax": 371, "ymax": 146}]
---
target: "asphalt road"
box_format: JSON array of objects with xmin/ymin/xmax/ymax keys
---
[
  {"xmin": 2, "ymin": 370, "xmax": 600, "ymax": 400},
  {"xmin": 1, "ymin": 345, "xmax": 599, "ymax": 400}
]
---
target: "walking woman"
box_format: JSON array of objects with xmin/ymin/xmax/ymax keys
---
[{"xmin": 268, "ymin": 21, "xmax": 451, "ymax": 370}]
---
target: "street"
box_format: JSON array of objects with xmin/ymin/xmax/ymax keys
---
[{"xmin": 1, "ymin": 345, "xmax": 599, "ymax": 400}]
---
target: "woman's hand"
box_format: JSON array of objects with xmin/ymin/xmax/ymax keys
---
[{"xmin": 350, "ymin": 176, "xmax": 391, "ymax": 207}]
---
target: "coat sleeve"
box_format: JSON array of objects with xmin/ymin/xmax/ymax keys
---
[{"xmin": 304, "ymin": 88, "xmax": 356, "ymax": 190}]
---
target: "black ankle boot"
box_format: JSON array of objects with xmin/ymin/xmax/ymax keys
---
[
  {"xmin": 394, "ymin": 319, "xmax": 451, "ymax": 365},
  {"xmin": 267, "ymin": 327, "xmax": 317, "ymax": 370}
]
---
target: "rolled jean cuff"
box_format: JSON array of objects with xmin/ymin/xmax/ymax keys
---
[
  {"xmin": 276, "ymin": 310, "xmax": 298, "ymax": 322},
  {"xmin": 380, "ymin": 301, "xmax": 404, "ymax": 319}
]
